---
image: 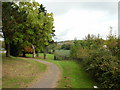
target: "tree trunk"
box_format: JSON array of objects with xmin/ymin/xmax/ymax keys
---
[
  {"xmin": 32, "ymin": 45, "xmax": 36, "ymax": 58},
  {"xmin": 43, "ymin": 47, "xmax": 47, "ymax": 59},
  {"xmin": 54, "ymin": 56, "xmax": 56, "ymax": 60},
  {"xmin": 22, "ymin": 51, "xmax": 26, "ymax": 57},
  {"xmin": 6, "ymin": 44, "xmax": 10, "ymax": 57},
  {"xmin": 43, "ymin": 53, "xmax": 46, "ymax": 59}
]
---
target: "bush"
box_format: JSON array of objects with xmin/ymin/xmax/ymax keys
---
[
  {"xmin": 79, "ymin": 48, "xmax": 120, "ymax": 88},
  {"xmin": 70, "ymin": 34, "xmax": 120, "ymax": 88},
  {"xmin": 70, "ymin": 46, "xmax": 89, "ymax": 61},
  {"xmin": 87, "ymin": 54, "xmax": 120, "ymax": 88}
]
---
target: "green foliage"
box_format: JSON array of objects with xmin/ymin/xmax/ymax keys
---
[
  {"xmin": 18, "ymin": 2, "xmax": 54, "ymax": 49},
  {"xmin": 46, "ymin": 42, "xmax": 57, "ymax": 54},
  {"xmin": 70, "ymin": 34, "xmax": 120, "ymax": 88},
  {"xmin": 54, "ymin": 50, "xmax": 70, "ymax": 60},
  {"xmin": 60, "ymin": 44, "xmax": 71, "ymax": 50},
  {"xmin": 105, "ymin": 33, "xmax": 120, "ymax": 59},
  {"xmin": 86, "ymin": 49, "xmax": 120, "ymax": 88},
  {"xmin": 2, "ymin": 1, "xmax": 55, "ymax": 57},
  {"xmin": 10, "ymin": 41, "xmax": 22, "ymax": 57}
]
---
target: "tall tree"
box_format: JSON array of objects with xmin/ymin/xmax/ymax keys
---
[
  {"xmin": 2, "ymin": 1, "xmax": 55, "ymax": 57},
  {"xmin": 2, "ymin": 2, "xmax": 28, "ymax": 57},
  {"xmin": 19, "ymin": 2, "xmax": 55, "ymax": 57},
  {"xmin": 2, "ymin": 2, "xmax": 17, "ymax": 57}
]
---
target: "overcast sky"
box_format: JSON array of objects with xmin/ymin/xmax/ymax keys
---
[
  {"xmin": 0, "ymin": 0, "xmax": 119, "ymax": 41},
  {"xmin": 36, "ymin": 0, "xmax": 118, "ymax": 41}
]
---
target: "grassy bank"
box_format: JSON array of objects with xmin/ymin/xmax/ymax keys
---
[
  {"xmin": 54, "ymin": 60, "xmax": 98, "ymax": 88},
  {"xmin": 2, "ymin": 55, "xmax": 46, "ymax": 88},
  {"xmin": 0, "ymin": 54, "xmax": 2, "ymax": 89},
  {"xmin": 30, "ymin": 53, "xmax": 98, "ymax": 88}
]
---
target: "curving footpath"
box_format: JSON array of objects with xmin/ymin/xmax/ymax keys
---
[{"xmin": 28, "ymin": 59, "xmax": 61, "ymax": 88}]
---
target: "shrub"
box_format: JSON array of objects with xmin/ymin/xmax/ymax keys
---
[
  {"xmin": 82, "ymin": 48, "xmax": 120, "ymax": 88},
  {"xmin": 70, "ymin": 34, "xmax": 120, "ymax": 88}
]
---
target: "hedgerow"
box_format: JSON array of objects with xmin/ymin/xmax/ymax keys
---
[{"xmin": 70, "ymin": 34, "xmax": 120, "ymax": 88}]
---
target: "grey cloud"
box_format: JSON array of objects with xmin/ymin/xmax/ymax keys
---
[
  {"xmin": 55, "ymin": 29, "xmax": 70, "ymax": 41},
  {"xmin": 43, "ymin": 2, "xmax": 118, "ymax": 15},
  {"xmin": 42, "ymin": 2, "xmax": 118, "ymax": 41}
]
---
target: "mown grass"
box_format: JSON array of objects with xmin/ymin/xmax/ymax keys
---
[
  {"xmin": 0, "ymin": 54, "xmax": 2, "ymax": 89},
  {"xmin": 2, "ymin": 54, "xmax": 47, "ymax": 88},
  {"xmin": 27, "ymin": 53, "xmax": 99, "ymax": 88},
  {"xmin": 26, "ymin": 53, "xmax": 53, "ymax": 60}
]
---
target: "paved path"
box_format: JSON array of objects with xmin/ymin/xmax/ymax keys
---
[{"xmin": 28, "ymin": 59, "xmax": 61, "ymax": 88}]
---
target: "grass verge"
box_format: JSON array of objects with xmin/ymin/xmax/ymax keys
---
[
  {"xmin": 27, "ymin": 53, "xmax": 99, "ymax": 88},
  {"xmin": 2, "ymin": 54, "xmax": 46, "ymax": 88},
  {"xmin": 49, "ymin": 60, "xmax": 98, "ymax": 88}
]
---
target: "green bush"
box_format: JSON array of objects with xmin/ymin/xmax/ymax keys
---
[
  {"xmin": 76, "ymin": 48, "xmax": 120, "ymax": 88},
  {"xmin": 70, "ymin": 34, "xmax": 120, "ymax": 88},
  {"xmin": 87, "ymin": 52, "xmax": 120, "ymax": 88},
  {"xmin": 54, "ymin": 50, "xmax": 70, "ymax": 60}
]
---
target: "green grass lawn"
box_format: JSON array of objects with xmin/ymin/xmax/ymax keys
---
[
  {"xmin": 27, "ymin": 53, "xmax": 99, "ymax": 88},
  {"xmin": 26, "ymin": 53, "xmax": 54, "ymax": 60},
  {"xmin": 2, "ymin": 54, "xmax": 47, "ymax": 88},
  {"xmin": 48, "ymin": 61, "xmax": 98, "ymax": 88},
  {"xmin": 0, "ymin": 54, "xmax": 2, "ymax": 89}
]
